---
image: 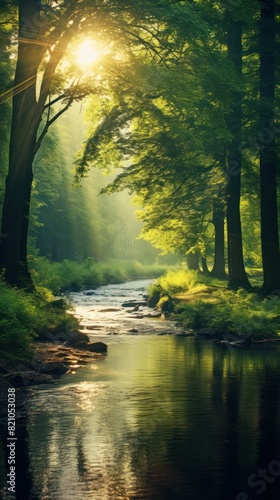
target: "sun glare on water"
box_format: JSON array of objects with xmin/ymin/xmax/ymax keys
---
[{"xmin": 75, "ymin": 39, "xmax": 104, "ymax": 69}]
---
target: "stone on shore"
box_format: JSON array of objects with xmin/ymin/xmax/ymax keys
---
[
  {"xmin": 88, "ymin": 342, "xmax": 108, "ymax": 353},
  {"xmin": 66, "ymin": 330, "xmax": 90, "ymax": 347},
  {"xmin": 122, "ymin": 301, "xmax": 147, "ymax": 308},
  {"xmin": 39, "ymin": 362, "xmax": 69, "ymax": 375},
  {"xmin": 196, "ymin": 328, "xmax": 220, "ymax": 337},
  {"xmin": 5, "ymin": 371, "xmax": 54, "ymax": 387}
]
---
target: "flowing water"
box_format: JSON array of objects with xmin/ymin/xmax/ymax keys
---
[{"xmin": 1, "ymin": 279, "xmax": 280, "ymax": 500}]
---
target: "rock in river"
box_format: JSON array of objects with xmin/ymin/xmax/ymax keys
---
[
  {"xmin": 39, "ymin": 362, "xmax": 68, "ymax": 375},
  {"xmin": 122, "ymin": 301, "xmax": 148, "ymax": 308},
  {"xmin": 88, "ymin": 342, "xmax": 108, "ymax": 353},
  {"xmin": 66, "ymin": 330, "xmax": 90, "ymax": 347}
]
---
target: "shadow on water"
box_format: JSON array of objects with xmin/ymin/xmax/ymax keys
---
[{"xmin": 0, "ymin": 414, "xmax": 38, "ymax": 500}]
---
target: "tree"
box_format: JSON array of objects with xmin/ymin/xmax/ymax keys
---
[
  {"xmin": 259, "ymin": 0, "xmax": 280, "ymax": 292},
  {"xmin": 226, "ymin": 15, "xmax": 251, "ymax": 290},
  {"xmin": 210, "ymin": 199, "xmax": 227, "ymax": 280},
  {"xmin": 0, "ymin": 0, "xmax": 175, "ymax": 288},
  {"xmin": 0, "ymin": 1, "xmax": 14, "ymax": 212},
  {"xmin": 75, "ymin": 29, "xmax": 236, "ymax": 272},
  {"xmin": 0, "ymin": 0, "xmax": 85, "ymax": 288}
]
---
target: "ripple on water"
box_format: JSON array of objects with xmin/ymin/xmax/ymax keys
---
[{"xmin": 3, "ymin": 280, "xmax": 280, "ymax": 500}]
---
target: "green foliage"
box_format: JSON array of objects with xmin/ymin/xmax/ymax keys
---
[
  {"xmin": 205, "ymin": 290, "xmax": 280, "ymax": 338},
  {"xmin": 148, "ymin": 269, "xmax": 280, "ymax": 338},
  {"xmin": 0, "ymin": 280, "xmax": 36, "ymax": 361},
  {"xmin": 0, "ymin": 279, "xmax": 75, "ymax": 363},
  {"xmin": 177, "ymin": 292, "xmax": 280, "ymax": 338},
  {"xmin": 30, "ymin": 257, "xmax": 169, "ymax": 294},
  {"xmin": 149, "ymin": 269, "xmax": 200, "ymax": 296}
]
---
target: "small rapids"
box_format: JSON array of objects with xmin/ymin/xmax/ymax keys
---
[{"xmin": 71, "ymin": 278, "xmax": 182, "ymax": 337}]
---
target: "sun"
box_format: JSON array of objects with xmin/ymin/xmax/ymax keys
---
[{"xmin": 75, "ymin": 39, "xmax": 104, "ymax": 69}]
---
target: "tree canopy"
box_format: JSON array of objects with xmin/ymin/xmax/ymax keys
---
[{"xmin": 0, "ymin": 0, "xmax": 279, "ymax": 291}]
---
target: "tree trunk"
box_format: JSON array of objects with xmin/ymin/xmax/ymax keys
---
[
  {"xmin": 0, "ymin": 0, "xmax": 43, "ymax": 289},
  {"xmin": 210, "ymin": 202, "xmax": 228, "ymax": 280},
  {"xmin": 186, "ymin": 252, "xmax": 200, "ymax": 271},
  {"xmin": 259, "ymin": 0, "xmax": 280, "ymax": 293},
  {"xmin": 201, "ymin": 256, "xmax": 209, "ymax": 275},
  {"xmin": 226, "ymin": 18, "xmax": 251, "ymax": 290}
]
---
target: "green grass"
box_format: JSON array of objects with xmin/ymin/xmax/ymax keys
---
[
  {"xmin": 30, "ymin": 257, "xmax": 169, "ymax": 294},
  {"xmin": 0, "ymin": 279, "xmax": 78, "ymax": 364},
  {"xmin": 148, "ymin": 269, "xmax": 280, "ymax": 339}
]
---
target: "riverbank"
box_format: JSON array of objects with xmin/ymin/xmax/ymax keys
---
[
  {"xmin": 30, "ymin": 257, "xmax": 169, "ymax": 294},
  {"xmin": 0, "ymin": 260, "xmax": 169, "ymax": 367},
  {"xmin": 0, "ymin": 331, "xmax": 108, "ymax": 422},
  {"xmin": 148, "ymin": 269, "xmax": 280, "ymax": 342},
  {"xmin": 2, "ymin": 267, "xmax": 280, "ymax": 399}
]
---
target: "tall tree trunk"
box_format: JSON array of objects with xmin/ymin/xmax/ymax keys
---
[
  {"xmin": 259, "ymin": 0, "xmax": 280, "ymax": 293},
  {"xmin": 210, "ymin": 202, "xmax": 228, "ymax": 280},
  {"xmin": 0, "ymin": 0, "xmax": 74, "ymax": 288},
  {"xmin": 226, "ymin": 18, "xmax": 251, "ymax": 290},
  {"xmin": 201, "ymin": 255, "xmax": 209, "ymax": 275},
  {"xmin": 0, "ymin": 0, "xmax": 43, "ymax": 289},
  {"xmin": 186, "ymin": 251, "xmax": 200, "ymax": 271}
]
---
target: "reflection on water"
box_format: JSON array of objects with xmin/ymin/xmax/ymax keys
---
[
  {"xmin": 2, "ymin": 337, "xmax": 279, "ymax": 500},
  {"xmin": 1, "ymin": 278, "xmax": 280, "ymax": 500}
]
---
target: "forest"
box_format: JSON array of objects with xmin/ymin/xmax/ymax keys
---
[
  {"xmin": 0, "ymin": 0, "xmax": 279, "ymax": 354},
  {"xmin": 0, "ymin": 2, "xmax": 280, "ymax": 499}
]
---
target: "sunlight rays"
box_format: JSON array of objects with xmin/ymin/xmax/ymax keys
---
[{"xmin": 74, "ymin": 39, "xmax": 104, "ymax": 69}]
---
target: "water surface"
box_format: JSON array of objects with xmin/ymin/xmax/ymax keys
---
[{"xmin": 1, "ymin": 280, "xmax": 280, "ymax": 500}]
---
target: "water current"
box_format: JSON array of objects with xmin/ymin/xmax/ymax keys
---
[{"xmin": 1, "ymin": 279, "xmax": 280, "ymax": 500}]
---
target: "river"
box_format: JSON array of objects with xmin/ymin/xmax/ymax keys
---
[{"xmin": 1, "ymin": 279, "xmax": 280, "ymax": 500}]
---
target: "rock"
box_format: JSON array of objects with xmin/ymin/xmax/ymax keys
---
[
  {"xmin": 47, "ymin": 298, "xmax": 67, "ymax": 309},
  {"xmin": 0, "ymin": 362, "xmax": 10, "ymax": 374},
  {"xmin": 161, "ymin": 299, "xmax": 174, "ymax": 313},
  {"xmin": 174, "ymin": 331, "xmax": 194, "ymax": 337},
  {"xmin": 66, "ymin": 330, "xmax": 90, "ymax": 347},
  {"xmin": 88, "ymin": 342, "xmax": 107, "ymax": 353},
  {"xmin": 122, "ymin": 301, "xmax": 147, "ymax": 308},
  {"xmin": 98, "ymin": 307, "xmax": 121, "ymax": 313},
  {"xmin": 84, "ymin": 325, "xmax": 102, "ymax": 331},
  {"xmin": 39, "ymin": 362, "xmax": 68, "ymax": 375},
  {"xmin": 142, "ymin": 311, "xmax": 162, "ymax": 318},
  {"xmin": 128, "ymin": 328, "xmax": 139, "ymax": 333},
  {"xmin": 196, "ymin": 328, "xmax": 218, "ymax": 337},
  {"xmin": 5, "ymin": 371, "xmax": 54, "ymax": 387},
  {"xmin": 41, "ymin": 331, "xmax": 69, "ymax": 343},
  {"xmin": 70, "ymin": 341, "xmax": 90, "ymax": 351},
  {"xmin": 84, "ymin": 291, "xmax": 96, "ymax": 296}
]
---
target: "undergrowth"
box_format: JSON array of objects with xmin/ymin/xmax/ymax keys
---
[
  {"xmin": 0, "ymin": 279, "xmax": 77, "ymax": 364},
  {"xmin": 0, "ymin": 258, "xmax": 168, "ymax": 364},
  {"xmin": 30, "ymin": 257, "xmax": 169, "ymax": 294},
  {"xmin": 149, "ymin": 269, "xmax": 280, "ymax": 339}
]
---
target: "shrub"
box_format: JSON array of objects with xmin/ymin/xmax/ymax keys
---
[{"xmin": 0, "ymin": 279, "xmax": 78, "ymax": 364}]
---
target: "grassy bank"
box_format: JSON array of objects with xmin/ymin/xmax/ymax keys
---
[
  {"xmin": 148, "ymin": 269, "xmax": 280, "ymax": 339},
  {"xmin": 0, "ymin": 259, "xmax": 169, "ymax": 364},
  {"xmin": 0, "ymin": 280, "xmax": 77, "ymax": 364},
  {"xmin": 30, "ymin": 257, "xmax": 169, "ymax": 294}
]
